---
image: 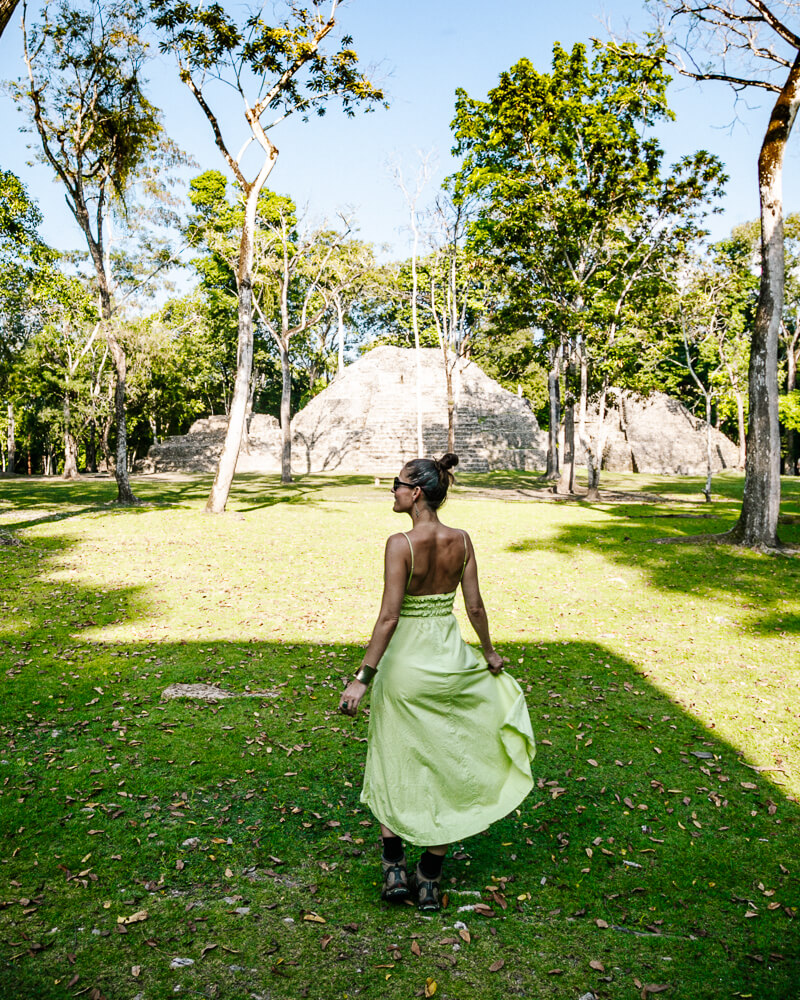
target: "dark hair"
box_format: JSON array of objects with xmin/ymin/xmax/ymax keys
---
[{"xmin": 405, "ymin": 453, "xmax": 459, "ymax": 509}]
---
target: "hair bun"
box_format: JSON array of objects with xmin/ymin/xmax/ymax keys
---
[{"xmin": 439, "ymin": 453, "xmax": 459, "ymax": 470}]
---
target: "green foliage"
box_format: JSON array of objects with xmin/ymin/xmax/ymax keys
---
[
  {"xmin": 17, "ymin": 0, "xmax": 165, "ymax": 213},
  {"xmin": 0, "ymin": 171, "xmax": 58, "ymax": 370},
  {"xmin": 451, "ymin": 39, "xmax": 726, "ymax": 400},
  {"xmin": 153, "ymin": 0, "xmax": 386, "ymax": 125},
  {"xmin": 779, "ymin": 390, "xmax": 800, "ymax": 432},
  {"xmin": 470, "ymin": 326, "xmax": 550, "ymax": 424}
]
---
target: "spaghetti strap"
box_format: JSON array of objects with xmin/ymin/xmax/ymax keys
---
[
  {"xmin": 402, "ymin": 532, "xmax": 414, "ymax": 589},
  {"xmin": 459, "ymin": 530, "xmax": 468, "ymax": 582}
]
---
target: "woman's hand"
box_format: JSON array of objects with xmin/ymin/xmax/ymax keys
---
[
  {"xmin": 339, "ymin": 678, "xmax": 367, "ymax": 716},
  {"xmin": 486, "ymin": 650, "xmax": 506, "ymax": 675}
]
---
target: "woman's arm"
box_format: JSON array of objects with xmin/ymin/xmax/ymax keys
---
[
  {"xmin": 460, "ymin": 532, "xmax": 504, "ymax": 674},
  {"xmin": 339, "ymin": 534, "xmax": 409, "ymax": 716}
]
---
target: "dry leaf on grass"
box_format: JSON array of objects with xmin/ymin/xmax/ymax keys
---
[
  {"xmin": 489, "ymin": 959, "xmax": 504, "ymax": 972},
  {"xmin": 424, "ymin": 978, "xmax": 437, "ymax": 997},
  {"xmin": 117, "ymin": 910, "xmax": 148, "ymax": 925}
]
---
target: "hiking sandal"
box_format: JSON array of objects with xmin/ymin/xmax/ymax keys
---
[
  {"xmin": 411, "ymin": 863, "xmax": 441, "ymax": 912},
  {"xmin": 381, "ymin": 853, "xmax": 410, "ymax": 902}
]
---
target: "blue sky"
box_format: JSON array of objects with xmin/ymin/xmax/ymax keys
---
[{"xmin": 2, "ymin": 0, "xmax": 798, "ymax": 265}]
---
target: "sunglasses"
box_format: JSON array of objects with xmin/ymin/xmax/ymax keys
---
[{"xmin": 392, "ymin": 477, "xmax": 416, "ymax": 492}]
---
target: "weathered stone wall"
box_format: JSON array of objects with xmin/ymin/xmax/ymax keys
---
[
  {"xmin": 291, "ymin": 346, "xmax": 548, "ymax": 473},
  {"xmin": 580, "ymin": 391, "xmax": 740, "ymax": 475},
  {"xmin": 140, "ymin": 349, "xmax": 740, "ymax": 477},
  {"xmin": 139, "ymin": 414, "xmax": 282, "ymax": 474}
]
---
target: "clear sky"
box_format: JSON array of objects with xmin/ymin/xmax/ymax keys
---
[{"xmin": 1, "ymin": 0, "xmax": 798, "ymax": 265}]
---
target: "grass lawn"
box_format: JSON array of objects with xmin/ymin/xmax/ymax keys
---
[{"xmin": 0, "ymin": 469, "xmax": 798, "ymax": 1000}]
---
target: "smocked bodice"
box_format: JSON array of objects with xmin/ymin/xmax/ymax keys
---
[{"xmin": 400, "ymin": 590, "xmax": 456, "ymax": 618}]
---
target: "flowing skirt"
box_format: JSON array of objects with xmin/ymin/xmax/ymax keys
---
[{"xmin": 360, "ymin": 604, "xmax": 535, "ymax": 845}]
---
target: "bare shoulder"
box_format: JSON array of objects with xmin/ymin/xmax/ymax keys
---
[{"xmin": 385, "ymin": 532, "xmax": 411, "ymax": 553}]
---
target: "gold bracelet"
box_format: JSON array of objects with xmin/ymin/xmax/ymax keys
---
[{"xmin": 355, "ymin": 663, "xmax": 377, "ymax": 684}]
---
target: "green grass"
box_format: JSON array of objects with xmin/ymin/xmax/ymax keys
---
[{"xmin": 1, "ymin": 469, "xmax": 799, "ymax": 1000}]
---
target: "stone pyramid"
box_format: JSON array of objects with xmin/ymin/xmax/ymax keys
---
[{"xmin": 291, "ymin": 346, "xmax": 548, "ymax": 473}]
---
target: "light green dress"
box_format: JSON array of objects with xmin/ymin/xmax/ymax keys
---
[{"xmin": 360, "ymin": 533, "xmax": 535, "ymax": 846}]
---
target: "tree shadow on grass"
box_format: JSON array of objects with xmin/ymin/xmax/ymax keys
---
[
  {"xmin": 1, "ymin": 534, "xmax": 798, "ymax": 1000},
  {"xmin": 1, "ymin": 492, "xmax": 798, "ymax": 998},
  {"xmin": 505, "ymin": 476, "xmax": 800, "ymax": 637},
  {"xmin": 0, "ymin": 473, "xmax": 387, "ymax": 527}
]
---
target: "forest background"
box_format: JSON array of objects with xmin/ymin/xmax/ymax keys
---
[{"xmin": 0, "ymin": 0, "xmax": 799, "ymax": 498}]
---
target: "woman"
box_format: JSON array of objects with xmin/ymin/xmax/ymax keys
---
[{"xmin": 339, "ymin": 453, "xmax": 535, "ymax": 911}]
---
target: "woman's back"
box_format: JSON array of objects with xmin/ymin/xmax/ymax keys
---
[{"xmin": 403, "ymin": 524, "xmax": 468, "ymax": 596}]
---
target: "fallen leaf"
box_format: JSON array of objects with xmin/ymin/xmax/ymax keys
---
[
  {"xmin": 590, "ymin": 959, "xmax": 605, "ymax": 972},
  {"xmin": 458, "ymin": 928, "xmax": 470, "ymax": 944},
  {"xmin": 117, "ymin": 910, "xmax": 148, "ymax": 925},
  {"xmin": 320, "ymin": 935, "xmax": 332, "ymax": 950},
  {"xmin": 489, "ymin": 959, "xmax": 504, "ymax": 972},
  {"xmin": 424, "ymin": 979, "xmax": 437, "ymax": 997},
  {"xmin": 131, "ymin": 966, "xmax": 141, "ymax": 978},
  {"xmin": 641, "ymin": 986, "xmax": 670, "ymax": 997},
  {"xmin": 595, "ymin": 918, "xmax": 608, "ymax": 929},
  {"xmin": 411, "ymin": 940, "xmax": 421, "ymax": 957},
  {"xmin": 303, "ymin": 912, "xmax": 326, "ymax": 923},
  {"xmin": 200, "ymin": 944, "xmax": 217, "ymax": 959},
  {"xmin": 548, "ymin": 968, "xmax": 563, "ymax": 975}
]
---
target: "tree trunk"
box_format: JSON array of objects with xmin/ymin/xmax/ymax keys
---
[
  {"xmin": 206, "ymin": 188, "xmax": 262, "ymax": 512},
  {"xmin": 206, "ymin": 274, "xmax": 254, "ymax": 510},
  {"xmin": 0, "ymin": 0, "xmax": 21, "ymax": 40},
  {"xmin": 556, "ymin": 396, "xmax": 576, "ymax": 494},
  {"xmin": 62, "ymin": 396, "xmax": 80, "ymax": 480},
  {"xmin": 585, "ymin": 381, "xmax": 608, "ymax": 501},
  {"xmin": 106, "ymin": 331, "xmax": 136, "ymax": 503},
  {"xmin": 734, "ymin": 390, "xmax": 746, "ymax": 469},
  {"xmin": 411, "ymin": 232, "xmax": 423, "ymax": 458},
  {"xmin": 279, "ymin": 341, "xmax": 293, "ymax": 483},
  {"xmin": 444, "ymin": 358, "xmax": 455, "ymax": 454},
  {"xmin": 576, "ymin": 341, "xmax": 598, "ymax": 496},
  {"xmin": 727, "ymin": 53, "xmax": 800, "ymax": 548},
  {"xmin": 703, "ymin": 393, "xmax": 713, "ymax": 502},
  {"xmin": 6, "ymin": 402, "xmax": 15, "ymax": 474},
  {"xmin": 86, "ymin": 422, "xmax": 97, "ymax": 473},
  {"xmin": 336, "ymin": 293, "xmax": 346, "ymax": 374},
  {"xmin": 787, "ymin": 322, "xmax": 799, "ymax": 474},
  {"xmin": 101, "ymin": 405, "xmax": 113, "ymax": 473},
  {"xmin": 545, "ymin": 347, "xmax": 560, "ymax": 479}
]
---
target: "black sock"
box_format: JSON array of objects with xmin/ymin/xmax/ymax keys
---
[
  {"xmin": 382, "ymin": 836, "xmax": 404, "ymax": 863},
  {"xmin": 419, "ymin": 850, "xmax": 444, "ymax": 880}
]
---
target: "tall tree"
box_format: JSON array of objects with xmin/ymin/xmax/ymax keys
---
[
  {"xmin": 154, "ymin": 0, "xmax": 384, "ymax": 511},
  {"xmin": 649, "ymin": 0, "xmax": 800, "ymax": 549},
  {"xmin": 424, "ymin": 187, "xmax": 491, "ymax": 453},
  {"xmin": 453, "ymin": 40, "xmax": 725, "ymax": 498},
  {"xmin": 15, "ymin": 0, "xmax": 175, "ymax": 503}
]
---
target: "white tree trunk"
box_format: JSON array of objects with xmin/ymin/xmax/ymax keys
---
[{"xmin": 729, "ymin": 52, "xmax": 800, "ymax": 547}]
